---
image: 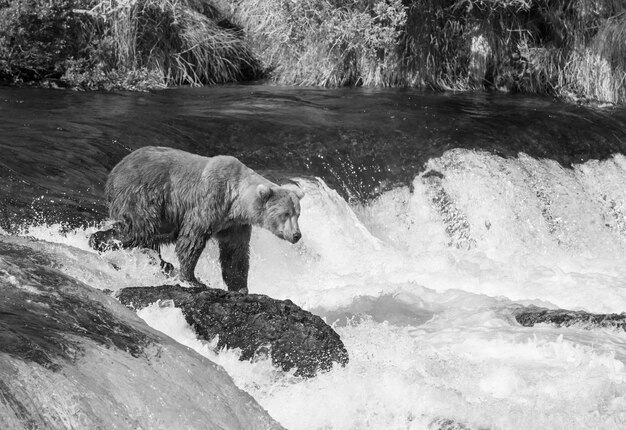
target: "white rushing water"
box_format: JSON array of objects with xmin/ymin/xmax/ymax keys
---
[{"xmin": 13, "ymin": 149, "xmax": 626, "ymax": 429}]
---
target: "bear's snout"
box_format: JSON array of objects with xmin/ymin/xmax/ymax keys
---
[{"xmin": 291, "ymin": 232, "xmax": 302, "ymax": 243}]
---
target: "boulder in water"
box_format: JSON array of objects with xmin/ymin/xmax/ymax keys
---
[
  {"xmin": 514, "ymin": 306, "xmax": 626, "ymax": 331},
  {"xmin": 117, "ymin": 285, "xmax": 350, "ymax": 378}
]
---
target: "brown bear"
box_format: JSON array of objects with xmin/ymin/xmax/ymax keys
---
[{"xmin": 90, "ymin": 146, "xmax": 304, "ymax": 293}]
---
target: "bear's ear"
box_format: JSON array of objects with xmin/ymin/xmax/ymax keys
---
[
  {"xmin": 282, "ymin": 183, "xmax": 305, "ymax": 200},
  {"xmin": 256, "ymin": 184, "xmax": 273, "ymax": 201},
  {"xmin": 293, "ymin": 187, "xmax": 305, "ymax": 200}
]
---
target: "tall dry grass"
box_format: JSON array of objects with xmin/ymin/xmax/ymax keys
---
[
  {"xmin": 563, "ymin": 11, "xmax": 626, "ymax": 103},
  {"xmin": 74, "ymin": 0, "xmax": 262, "ymax": 87},
  {"xmin": 217, "ymin": 0, "xmax": 407, "ymax": 87}
]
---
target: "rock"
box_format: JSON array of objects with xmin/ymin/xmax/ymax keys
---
[
  {"xmin": 430, "ymin": 417, "xmax": 476, "ymax": 430},
  {"xmin": 514, "ymin": 306, "xmax": 626, "ymax": 331},
  {"xmin": 0, "ymin": 236, "xmax": 284, "ymax": 430},
  {"xmin": 117, "ymin": 285, "xmax": 350, "ymax": 378}
]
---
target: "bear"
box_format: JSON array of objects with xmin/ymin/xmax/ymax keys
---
[{"xmin": 90, "ymin": 146, "xmax": 304, "ymax": 293}]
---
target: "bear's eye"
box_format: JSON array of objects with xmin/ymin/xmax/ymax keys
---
[{"xmin": 281, "ymin": 212, "xmax": 290, "ymax": 220}]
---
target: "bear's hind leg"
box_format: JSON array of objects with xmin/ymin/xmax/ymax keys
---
[
  {"xmin": 89, "ymin": 222, "xmax": 128, "ymax": 252},
  {"xmin": 217, "ymin": 225, "xmax": 252, "ymax": 294},
  {"xmin": 175, "ymin": 230, "xmax": 210, "ymax": 288},
  {"xmin": 152, "ymin": 225, "xmax": 178, "ymax": 276}
]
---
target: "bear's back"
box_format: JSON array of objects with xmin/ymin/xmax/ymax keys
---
[{"xmin": 108, "ymin": 147, "xmax": 212, "ymax": 190}]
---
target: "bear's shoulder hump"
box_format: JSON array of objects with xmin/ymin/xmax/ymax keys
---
[{"xmin": 209, "ymin": 155, "xmax": 245, "ymax": 168}]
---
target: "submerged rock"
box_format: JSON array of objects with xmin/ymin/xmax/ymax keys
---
[
  {"xmin": 117, "ymin": 285, "xmax": 350, "ymax": 378},
  {"xmin": 430, "ymin": 417, "xmax": 480, "ymax": 430},
  {"xmin": 0, "ymin": 236, "xmax": 283, "ymax": 430},
  {"xmin": 514, "ymin": 306, "xmax": 626, "ymax": 331}
]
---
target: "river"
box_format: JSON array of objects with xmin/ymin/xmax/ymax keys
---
[{"xmin": 2, "ymin": 86, "xmax": 626, "ymax": 429}]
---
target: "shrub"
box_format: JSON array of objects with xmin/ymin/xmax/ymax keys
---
[
  {"xmin": 565, "ymin": 12, "xmax": 626, "ymax": 103},
  {"xmin": 218, "ymin": 0, "xmax": 407, "ymax": 87},
  {"xmin": 0, "ymin": 0, "xmax": 83, "ymax": 82},
  {"xmin": 0, "ymin": 0, "xmax": 264, "ymax": 88}
]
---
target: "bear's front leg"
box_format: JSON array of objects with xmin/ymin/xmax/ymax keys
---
[
  {"xmin": 175, "ymin": 229, "xmax": 210, "ymax": 288},
  {"xmin": 217, "ymin": 225, "xmax": 252, "ymax": 294}
]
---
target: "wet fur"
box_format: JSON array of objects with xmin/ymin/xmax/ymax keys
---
[{"xmin": 102, "ymin": 146, "xmax": 303, "ymax": 291}]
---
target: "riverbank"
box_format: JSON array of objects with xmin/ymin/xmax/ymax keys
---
[{"xmin": 1, "ymin": 0, "xmax": 625, "ymax": 103}]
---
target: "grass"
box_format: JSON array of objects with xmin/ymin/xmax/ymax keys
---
[
  {"xmin": 80, "ymin": 0, "xmax": 264, "ymax": 88},
  {"xmin": 216, "ymin": 0, "xmax": 407, "ymax": 87},
  {"xmin": 569, "ymin": 12, "xmax": 626, "ymax": 103},
  {"xmin": 0, "ymin": 0, "xmax": 263, "ymax": 89}
]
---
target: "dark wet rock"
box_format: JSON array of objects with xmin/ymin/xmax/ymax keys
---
[
  {"xmin": 117, "ymin": 284, "xmax": 350, "ymax": 377},
  {"xmin": 514, "ymin": 306, "xmax": 626, "ymax": 331},
  {"xmin": 430, "ymin": 417, "xmax": 487, "ymax": 430},
  {"xmin": 430, "ymin": 418, "xmax": 472, "ymax": 430},
  {"xmin": 0, "ymin": 236, "xmax": 284, "ymax": 430}
]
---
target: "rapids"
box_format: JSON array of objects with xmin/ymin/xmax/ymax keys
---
[{"xmin": 2, "ymin": 86, "xmax": 626, "ymax": 429}]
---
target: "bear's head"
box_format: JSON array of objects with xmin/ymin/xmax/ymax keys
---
[{"xmin": 256, "ymin": 184, "xmax": 304, "ymax": 244}]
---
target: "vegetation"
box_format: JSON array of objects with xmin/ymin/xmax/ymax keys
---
[
  {"xmin": 219, "ymin": 0, "xmax": 626, "ymax": 103},
  {"xmin": 0, "ymin": 0, "xmax": 262, "ymax": 89},
  {"xmin": 215, "ymin": 0, "xmax": 407, "ymax": 87},
  {"xmin": 1, "ymin": 0, "xmax": 626, "ymax": 103}
]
